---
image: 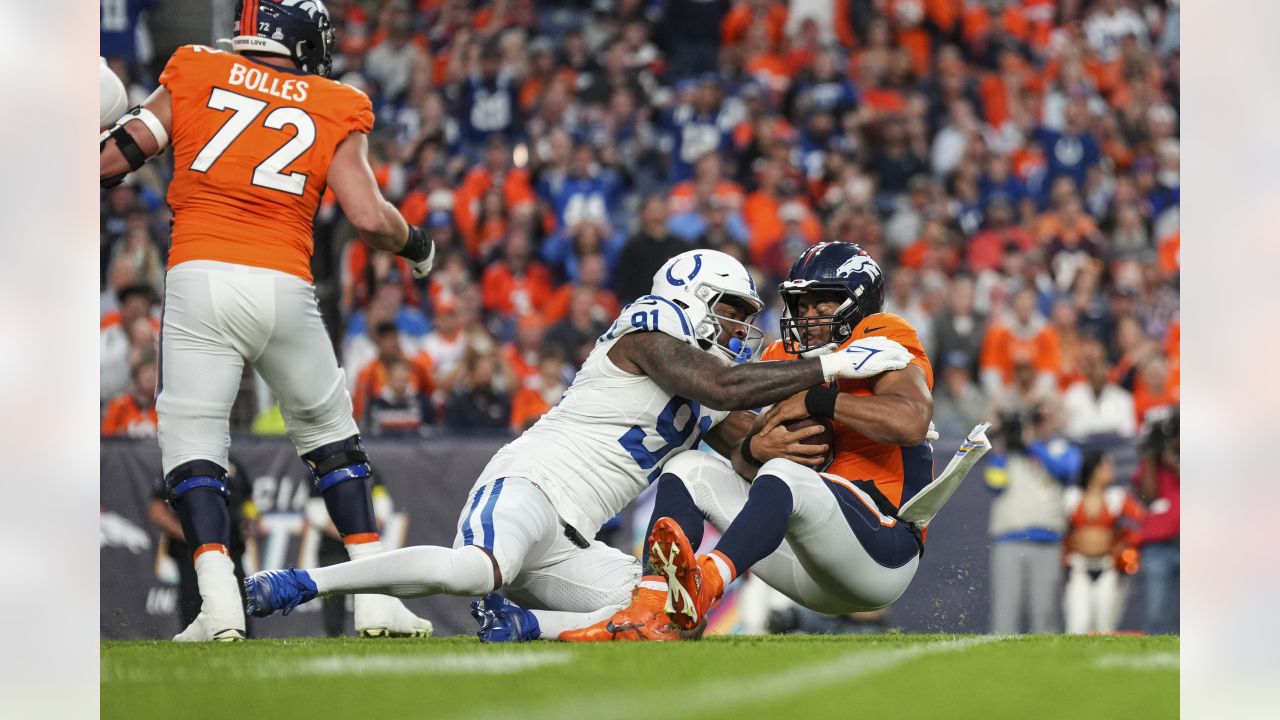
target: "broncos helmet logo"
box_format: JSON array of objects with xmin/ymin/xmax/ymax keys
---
[{"xmin": 835, "ymin": 254, "xmax": 881, "ymax": 280}]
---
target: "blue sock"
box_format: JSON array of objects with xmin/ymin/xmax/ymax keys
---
[
  {"xmin": 644, "ymin": 473, "xmax": 707, "ymax": 571},
  {"xmin": 166, "ymin": 460, "xmax": 231, "ymax": 550},
  {"xmin": 175, "ymin": 487, "xmax": 231, "ymax": 549},
  {"xmin": 713, "ymin": 474, "xmax": 793, "ymax": 579},
  {"xmin": 302, "ymin": 436, "xmax": 378, "ymax": 536}
]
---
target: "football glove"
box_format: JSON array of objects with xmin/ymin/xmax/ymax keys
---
[
  {"xmin": 818, "ymin": 336, "xmax": 913, "ymax": 381},
  {"xmin": 397, "ymin": 225, "xmax": 437, "ymax": 278}
]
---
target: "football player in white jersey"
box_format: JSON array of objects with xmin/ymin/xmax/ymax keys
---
[{"xmin": 244, "ymin": 250, "xmax": 916, "ymax": 640}]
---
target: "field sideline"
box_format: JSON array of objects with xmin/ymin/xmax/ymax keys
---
[{"xmin": 102, "ymin": 634, "xmax": 1177, "ymax": 719}]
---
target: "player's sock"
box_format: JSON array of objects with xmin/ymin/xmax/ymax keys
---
[
  {"xmin": 167, "ymin": 460, "xmax": 232, "ymax": 549},
  {"xmin": 344, "ymin": 534, "xmax": 385, "ymax": 561},
  {"xmin": 308, "ymin": 544, "xmax": 494, "ymax": 597},
  {"xmin": 643, "ymin": 473, "xmax": 706, "ymax": 570},
  {"xmin": 710, "ymin": 473, "xmax": 793, "ymax": 585},
  {"xmin": 302, "ymin": 436, "xmax": 379, "ymax": 537}
]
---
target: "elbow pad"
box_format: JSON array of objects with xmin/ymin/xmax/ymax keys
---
[{"xmin": 101, "ymin": 107, "xmax": 169, "ymax": 189}]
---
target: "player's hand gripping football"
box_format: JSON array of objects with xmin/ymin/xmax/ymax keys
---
[
  {"xmin": 817, "ymin": 336, "xmax": 912, "ymax": 381},
  {"xmin": 750, "ymin": 415, "xmax": 830, "ymax": 469}
]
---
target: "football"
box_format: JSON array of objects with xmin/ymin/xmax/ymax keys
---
[{"xmin": 784, "ymin": 417, "xmax": 836, "ymax": 468}]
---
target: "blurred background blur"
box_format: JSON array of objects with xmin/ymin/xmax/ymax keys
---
[{"xmin": 99, "ymin": 0, "xmax": 1178, "ymax": 640}]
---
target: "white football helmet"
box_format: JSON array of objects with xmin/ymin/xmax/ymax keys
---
[{"xmin": 650, "ymin": 250, "xmax": 765, "ymax": 363}]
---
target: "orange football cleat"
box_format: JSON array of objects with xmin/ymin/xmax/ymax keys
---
[
  {"xmin": 647, "ymin": 517, "xmax": 725, "ymax": 631},
  {"xmin": 559, "ymin": 577, "xmax": 683, "ymax": 642}
]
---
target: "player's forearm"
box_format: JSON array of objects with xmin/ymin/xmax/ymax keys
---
[
  {"xmin": 832, "ymin": 393, "xmax": 931, "ymax": 446},
  {"xmin": 709, "ymin": 361, "xmax": 825, "ymax": 410},
  {"xmin": 353, "ymin": 200, "xmax": 410, "ymax": 252},
  {"xmin": 100, "ymin": 121, "xmax": 161, "ymax": 179}
]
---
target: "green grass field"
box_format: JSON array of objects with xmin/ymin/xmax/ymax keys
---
[{"xmin": 102, "ymin": 634, "xmax": 1178, "ymax": 719}]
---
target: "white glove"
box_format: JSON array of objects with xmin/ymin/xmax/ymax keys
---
[
  {"xmin": 407, "ymin": 238, "xmax": 436, "ymax": 279},
  {"xmin": 818, "ymin": 336, "xmax": 913, "ymax": 381}
]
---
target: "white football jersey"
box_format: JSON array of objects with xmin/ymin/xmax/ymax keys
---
[{"xmin": 481, "ymin": 295, "xmax": 730, "ymax": 535}]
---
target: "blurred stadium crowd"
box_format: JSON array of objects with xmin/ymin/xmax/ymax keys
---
[{"xmin": 101, "ymin": 0, "xmax": 1178, "ymax": 632}]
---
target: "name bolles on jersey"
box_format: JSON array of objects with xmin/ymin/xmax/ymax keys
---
[{"xmin": 227, "ymin": 61, "xmax": 309, "ymax": 102}]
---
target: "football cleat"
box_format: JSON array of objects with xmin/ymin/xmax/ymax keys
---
[
  {"xmin": 172, "ymin": 613, "xmax": 246, "ymax": 642},
  {"xmin": 471, "ymin": 593, "xmax": 540, "ymax": 643},
  {"xmin": 648, "ymin": 518, "xmax": 724, "ymax": 631},
  {"xmin": 244, "ymin": 568, "xmax": 318, "ymax": 618},
  {"xmin": 559, "ymin": 578, "xmax": 684, "ymax": 642},
  {"xmin": 354, "ymin": 595, "xmax": 434, "ymax": 638}
]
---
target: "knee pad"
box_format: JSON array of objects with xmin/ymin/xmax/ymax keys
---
[
  {"xmin": 301, "ymin": 435, "xmax": 371, "ymax": 493},
  {"xmin": 165, "ymin": 459, "xmax": 230, "ymax": 505}
]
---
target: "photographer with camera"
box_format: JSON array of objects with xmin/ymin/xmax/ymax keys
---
[
  {"xmin": 985, "ymin": 403, "xmax": 1082, "ymax": 634},
  {"xmin": 1134, "ymin": 407, "xmax": 1180, "ymax": 634}
]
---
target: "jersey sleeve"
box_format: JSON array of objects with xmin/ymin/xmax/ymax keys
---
[
  {"xmin": 849, "ymin": 313, "xmax": 933, "ymax": 387},
  {"xmin": 337, "ymin": 84, "xmax": 375, "ymax": 134},
  {"xmin": 599, "ymin": 295, "xmax": 699, "ymax": 346},
  {"xmin": 158, "ymin": 44, "xmax": 199, "ymax": 90}
]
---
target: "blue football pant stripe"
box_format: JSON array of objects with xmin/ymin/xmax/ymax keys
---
[
  {"xmin": 461, "ymin": 485, "xmax": 486, "ymax": 545},
  {"xmin": 479, "ymin": 477, "xmax": 505, "ymax": 549}
]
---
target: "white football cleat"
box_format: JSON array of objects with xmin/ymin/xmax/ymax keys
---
[
  {"xmin": 354, "ymin": 594, "xmax": 434, "ymax": 638},
  {"xmin": 173, "ymin": 612, "xmax": 246, "ymax": 642},
  {"xmin": 174, "ymin": 550, "xmax": 246, "ymax": 642}
]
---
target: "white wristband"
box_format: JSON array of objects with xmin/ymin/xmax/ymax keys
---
[{"xmin": 819, "ymin": 353, "xmax": 842, "ymax": 382}]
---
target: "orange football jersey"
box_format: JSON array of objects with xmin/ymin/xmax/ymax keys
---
[
  {"xmin": 760, "ymin": 312, "xmax": 935, "ymax": 507},
  {"xmin": 160, "ymin": 45, "xmax": 374, "ymax": 282}
]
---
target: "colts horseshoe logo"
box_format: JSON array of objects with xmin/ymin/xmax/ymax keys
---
[{"xmin": 665, "ymin": 253, "xmax": 703, "ymax": 287}]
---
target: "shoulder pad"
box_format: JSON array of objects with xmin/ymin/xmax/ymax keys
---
[{"xmin": 598, "ymin": 295, "xmax": 698, "ymax": 346}]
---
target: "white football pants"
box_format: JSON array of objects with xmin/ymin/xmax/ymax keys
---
[
  {"xmin": 453, "ymin": 475, "xmax": 642, "ymax": 613},
  {"xmin": 157, "ymin": 260, "xmax": 359, "ymax": 474},
  {"xmin": 665, "ymin": 450, "xmax": 921, "ymax": 613}
]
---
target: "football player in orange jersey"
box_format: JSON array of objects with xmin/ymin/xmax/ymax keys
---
[
  {"xmin": 554, "ymin": 243, "xmax": 992, "ymax": 641},
  {"xmin": 99, "ymin": 0, "xmax": 436, "ymax": 641}
]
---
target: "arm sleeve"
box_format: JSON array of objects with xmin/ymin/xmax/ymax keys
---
[{"xmin": 344, "ymin": 88, "xmax": 375, "ymax": 135}]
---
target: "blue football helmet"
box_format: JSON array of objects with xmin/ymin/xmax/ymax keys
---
[
  {"xmin": 232, "ymin": 0, "xmax": 335, "ymax": 77},
  {"xmin": 778, "ymin": 242, "xmax": 884, "ymax": 356}
]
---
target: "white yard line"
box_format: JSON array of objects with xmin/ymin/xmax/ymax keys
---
[
  {"xmin": 457, "ymin": 635, "xmax": 1012, "ymax": 720},
  {"xmin": 103, "ymin": 650, "xmax": 573, "ymax": 684},
  {"xmin": 1094, "ymin": 652, "xmax": 1179, "ymax": 670}
]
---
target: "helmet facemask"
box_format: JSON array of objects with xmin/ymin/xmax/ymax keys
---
[
  {"xmin": 689, "ymin": 283, "xmax": 765, "ymax": 364},
  {"xmin": 779, "ymin": 283, "xmax": 865, "ymax": 357}
]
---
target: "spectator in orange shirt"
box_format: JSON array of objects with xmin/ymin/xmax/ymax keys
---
[
  {"xmin": 351, "ymin": 320, "xmax": 437, "ymax": 425},
  {"xmin": 102, "ymin": 355, "xmax": 159, "ymax": 438},
  {"xmin": 1037, "ymin": 184, "xmax": 1103, "ymax": 292},
  {"xmin": 542, "ymin": 252, "xmax": 620, "ymax": 326},
  {"xmin": 967, "ymin": 195, "xmax": 1035, "ymax": 272},
  {"xmin": 454, "ymin": 136, "xmax": 536, "ymax": 248},
  {"xmin": 722, "ymin": 0, "xmax": 788, "ymax": 50},
  {"xmin": 481, "ymin": 229, "xmax": 553, "ymax": 319},
  {"xmin": 981, "ymin": 287, "xmax": 1061, "ymax": 400},
  {"xmin": 510, "ymin": 344, "xmax": 570, "ymax": 434},
  {"xmin": 1132, "ymin": 355, "xmax": 1178, "ymax": 430},
  {"xmin": 367, "ymin": 357, "xmax": 434, "ymax": 438},
  {"xmin": 502, "ymin": 313, "xmax": 548, "ymax": 389}
]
